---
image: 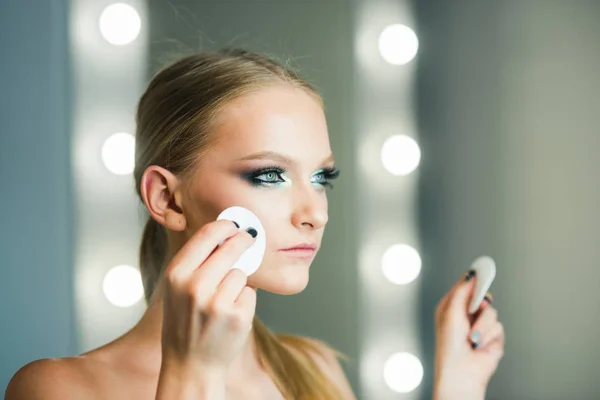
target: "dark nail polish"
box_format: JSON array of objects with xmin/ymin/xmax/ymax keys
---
[
  {"xmin": 246, "ymin": 227, "xmax": 258, "ymax": 238},
  {"xmin": 232, "ymin": 221, "xmax": 240, "ymax": 228},
  {"xmin": 465, "ymin": 270, "xmax": 476, "ymax": 281}
]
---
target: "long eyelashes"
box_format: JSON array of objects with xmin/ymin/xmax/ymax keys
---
[
  {"xmin": 241, "ymin": 166, "xmax": 286, "ymax": 186},
  {"xmin": 241, "ymin": 165, "xmax": 340, "ymax": 189},
  {"xmin": 312, "ymin": 167, "xmax": 340, "ymax": 189}
]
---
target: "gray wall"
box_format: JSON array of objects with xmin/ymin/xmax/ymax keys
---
[
  {"xmin": 148, "ymin": 0, "xmax": 360, "ymax": 394},
  {"xmin": 416, "ymin": 0, "xmax": 600, "ymax": 399},
  {"xmin": 0, "ymin": 0, "xmax": 75, "ymax": 393}
]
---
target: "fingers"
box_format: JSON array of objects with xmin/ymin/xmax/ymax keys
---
[
  {"xmin": 192, "ymin": 229, "xmax": 256, "ymax": 292},
  {"xmin": 445, "ymin": 270, "xmax": 477, "ymax": 313},
  {"xmin": 482, "ymin": 325, "xmax": 505, "ymax": 359},
  {"xmin": 205, "ymin": 269, "xmax": 255, "ymax": 331},
  {"xmin": 235, "ymin": 286, "xmax": 257, "ymax": 315},
  {"xmin": 435, "ymin": 269, "xmax": 504, "ymax": 357},
  {"xmin": 436, "ymin": 271, "xmax": 474, "ymax": 311},
  {"xmin": 469, "ymin": 305, "xmax": 501, "ymax": 349},
  {"xmin": 211, "ymin": 269, "xmax": 248, "ymax": 306},
  {"xmin": 234, "ymin": 287, "xmax": 257, "ymax": 332},
  {"xmin": 207, "ymin": 284, "xmax": 256, "ymax": 332},
  {"xmin": 165, "ymin": 220, "xmax": 240, "ymax": 282},
  {"xmin": 484, "ymin": 322, "xmax": 504, "ymax": 348}
]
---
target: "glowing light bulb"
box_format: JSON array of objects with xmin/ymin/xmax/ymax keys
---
[
  {"xmin": 99, "ymin": 3, "xmax": 141, "ymax": 46},
  {"xmin": 383, "ymin": 352, "xmax": 424, "ymax": 393},
  {"xmin": 102, "ymin": 265, "xmax": 144, "ymax": 307},
  {"xmin": 381, "ymin": 135, "xmax": 421, "ymax": 176},
  {"xmin": 381, "ymin": 244, "xmax": 421, "ymax": 285},
  {"xmin": 379, "ymin": 24, "xmax": 419, "ymax": 65},
  {"xmin": 101, "ymin": 132, "xmax": 135, "ymax": 175}
]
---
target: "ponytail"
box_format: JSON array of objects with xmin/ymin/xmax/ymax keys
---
[
  {"xmin": 139, "ymin": 217, "xmax": 167, "ymax": 303},
  {"xmin": 253, "ymin": 318, "xmax": 346, "ymax": 399}
]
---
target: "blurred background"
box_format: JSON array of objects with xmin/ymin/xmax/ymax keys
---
[{"xmin": 2, "ymin": 0, "xmax": 600, "ymax": 399}]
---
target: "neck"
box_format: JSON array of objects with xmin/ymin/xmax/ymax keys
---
[{"xmin": 123, "ymin": 283, "xmax": 263, "ymax": 382}]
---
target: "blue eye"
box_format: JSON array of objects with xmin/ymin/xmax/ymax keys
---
[
  {"xmin": 242, "ymin": 167, "xmax": 286, "ymax": 187},
  {"xmin": 241, "ymin": 166, "xmax": 341, "ymax": 189},
  {"xmin": 312, "ymin": 167, "xmax": 340, "ymax": 189},
  {"xmin": 256, "ymin": 171, "xmax": 284, "ymax": 183}
]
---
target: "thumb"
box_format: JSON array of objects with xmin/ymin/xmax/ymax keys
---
[{"xmin": 447, "ymin": 270, "xmax": 477, "ymax": 313}]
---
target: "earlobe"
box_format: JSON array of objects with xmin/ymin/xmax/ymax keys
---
[
  {"xmin": 140, "ymin": 166, "xmax": 187, "ymax": 232},
  {"xmin": 164, "ymin": 209, "xmax": 187, "ymax": 231}
]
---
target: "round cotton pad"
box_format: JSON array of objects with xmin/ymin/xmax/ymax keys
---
[{"xmin": 216, "ymin": 206, "xmax": 266, "ymax": 276}]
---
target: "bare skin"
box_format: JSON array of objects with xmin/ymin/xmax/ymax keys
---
[{"xmin": 5, "ymin": 86, "xmax": 503, "ymax": 400}]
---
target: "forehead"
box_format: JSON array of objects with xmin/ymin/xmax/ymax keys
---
[{"xmin": 208, "ymin": 85, "xmax": 331, "ymax": 162}]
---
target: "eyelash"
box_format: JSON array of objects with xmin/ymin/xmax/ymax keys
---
[{"xmin": 243, "ymin": 165, "xmax": 340, "ymax": 189}]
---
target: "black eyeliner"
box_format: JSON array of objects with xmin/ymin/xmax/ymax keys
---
[
  {"xmin": 313, "ymin": 166, "xmax": 340, "ymax": 189},
  {"xmin": 319, "ymin": 166, "xmax": 340, "ymax": 179},
  {"xmin": 240, "ymin": 165, "xmax": 286, "ymax": 187},
  {"xmin": 240, "ymin": 165, "xmax": 341, "ymax": 188}
]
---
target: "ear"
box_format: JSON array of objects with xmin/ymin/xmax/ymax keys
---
[{"xmin": 140, "ymin": 166, "xmax": 187, "ymax": 232}]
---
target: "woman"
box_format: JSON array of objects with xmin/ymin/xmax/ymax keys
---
[{"xmin": 6, "ymin": 49, "xmax": 504, "ymax": 399}]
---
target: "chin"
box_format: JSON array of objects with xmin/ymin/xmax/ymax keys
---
[{"xmin": 248, "ymin": 262, "xmax": 311, "ymax": 295}]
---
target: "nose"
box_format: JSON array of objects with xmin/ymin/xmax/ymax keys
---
[{"xmin": 290, "ymin": 184, "xmax": 328, "ymax": 231}]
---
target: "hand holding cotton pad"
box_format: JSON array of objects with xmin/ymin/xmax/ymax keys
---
[
  {"xmin": 468, "ymin": 256, "xmax": 497, "ymax": 314},
  {"xmin": 216, "ymin": 206, "xmax": 266, "ymax": 276}
]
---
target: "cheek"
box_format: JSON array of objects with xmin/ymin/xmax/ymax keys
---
[
  {"xmin": 184, "ymin": 196, "xmax": 220, "ymax": 231},
  {"xmin": 243, "ymin": 199, "xmax": 288, "ymax": 248},
  {"xmin": 184, "ymin": 186, "xmax": 240, "ymax": 231},
  {"xmin": 188, "ymin": 183, "xmax": 289, "ymax": 240}
]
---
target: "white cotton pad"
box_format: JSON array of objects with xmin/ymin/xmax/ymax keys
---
[
  {"xmin": 468, "ymin": 256, "xmax": 497, "ymax": 314},
  {"xmin": 216, "ymin": 206, "xmax": 266, "ymax": 276}
]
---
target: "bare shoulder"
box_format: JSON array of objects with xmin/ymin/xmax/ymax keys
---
[
  {"xmin": 279, "ymin": 335, "xmax": 356, "ymax": 399},
  {"xmin": 5, "ymin": 357, "xmax": 97, "ymax": 400}
]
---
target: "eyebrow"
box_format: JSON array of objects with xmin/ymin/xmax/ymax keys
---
[{"xmin": 238, "ymin": 151, "xmax": 335, "ymax": 166}]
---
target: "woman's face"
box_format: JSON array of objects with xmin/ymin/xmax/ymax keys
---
[{"xmin": 182, "ymin": 85, "xmax": 337, "ymax": 294}]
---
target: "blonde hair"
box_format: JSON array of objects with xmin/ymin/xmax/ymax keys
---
[{"xmin": 134, "ymin": 49, "xmax": 345, "ymax": 399}]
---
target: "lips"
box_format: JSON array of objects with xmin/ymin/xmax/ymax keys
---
[
  {"xmin": 279, "ymin": 243, "xmax": 317, "ymax": 251},
  {"xmin": 278, "ymin": 243, "xmax": 318, "ymax": 259}
]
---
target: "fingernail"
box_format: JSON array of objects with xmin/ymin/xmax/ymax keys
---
[
  {"xmin": 470, "ymin": 330, "xmax": 481, "ymax": 345},
  {"xmin": 465, "ymin": 270, "xmax": 476, "ymax": 281},
  {"xmin": 232, "ymin": 221, "xmax": 240, "ymax": 228},
  {"xmin": 246, "ymin": 227, "xmax": 258, "ymax": 238},
  {"xmin": 484, "ymin": 294, "xmax": 493, "ymax": 304}
]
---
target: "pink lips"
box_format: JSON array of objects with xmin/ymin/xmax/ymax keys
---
[{"xmin": 278, "ymin": 243, "xmax": 317, "ymax": 259}]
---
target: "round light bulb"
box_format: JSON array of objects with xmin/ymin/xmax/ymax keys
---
[
  {"xmin": 99, "ymin": 3, "xmax": 141, "ymax": 46},
  {"xmin": 383, "ymin": 352, "xmax": 424, "ymax": 393},
  {"xmin": 381, "ymin": 244, "xmax": 421, "ymax": 285},
  {"xmin": 102, "ymin": 265, "xmax": 144, "ymax": 307},
  {"xmin": 381, "ymin": 135, "xmax": 421, "ymax": 176},
  {"xmin": 379, "ymin": 24, "xmax": 419, "ymax": 65},
  {"xmin": 101, "ymin": 132, "xmax": 135, "ymax": 175}
]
